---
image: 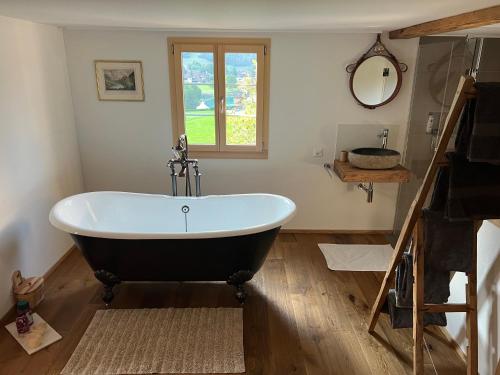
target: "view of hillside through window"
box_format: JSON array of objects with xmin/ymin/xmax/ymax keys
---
[
  {"xmin": 181, "ymin": 52, "xmax": 216, "ymax": 145},
  {"xmin": 225, "ymin": 52, "xmax": 257, "ymax": 145},
  {"xmin": 181, "ymin": 51, "xmax": 257, "ymax": 145}
]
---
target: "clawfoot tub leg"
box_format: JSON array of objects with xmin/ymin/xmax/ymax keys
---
[
  {"xmin": 94, "ymin": 270, "xmax": 121, "ymax": 306},
  {"xmin": 227, "ymin": 270, "xmax": 254, "ymax": 304}
]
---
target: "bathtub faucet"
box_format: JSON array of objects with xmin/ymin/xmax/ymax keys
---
[{"xmin": 167, "ymin": 134, "xmax": 202, "ymax": 197}]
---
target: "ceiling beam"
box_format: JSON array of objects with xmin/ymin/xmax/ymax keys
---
[{"xmin": 389, "ymin": 5, "xmax": 500, "ymax": 39}]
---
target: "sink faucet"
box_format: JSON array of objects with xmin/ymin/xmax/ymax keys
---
[
  {"xmin": 379, "ymin": 128, "xmax": 389, "ymax": 149},
  {"xmin": 167, "ymin": 134, "xmax": 202, "ymax": 197},
  {"xmin": 357, "ymin": 128, "xmax": 389, "ymax": 203}
]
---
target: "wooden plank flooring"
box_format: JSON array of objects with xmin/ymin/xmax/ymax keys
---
[{"xmin": 0, "ymin": 233, "xmax": 466, "ymax": 374}]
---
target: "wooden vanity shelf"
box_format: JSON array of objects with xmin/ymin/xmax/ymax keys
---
[{"xmin": 332, "ymin": 160, "xmax": 410, "ymax": 183}]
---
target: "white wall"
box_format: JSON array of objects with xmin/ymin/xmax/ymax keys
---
[
  {"xmin": 447, "ymin": 221, "xmax": 500, "ymax": 375},
  {"xmin": 0, "ymin": 16, "xmax": 84, "ymax": 316},
  {"xmin": 63, "ymin": 29, "xmax": 418, "ymax": 230}
]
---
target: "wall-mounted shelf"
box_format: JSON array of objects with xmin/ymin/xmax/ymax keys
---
[{"xmin": 332, "ymin": 160, "xmax": 410, "ymax": 183}]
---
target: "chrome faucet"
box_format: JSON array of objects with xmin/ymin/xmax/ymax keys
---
[
  {"xmin": 357, "ymin": 129, "xmax": 390, "ymax": 203},
  {"xmin": 379, "ymin": 128, "xmax": 389, "ymax": 149},
  {"xmin": 167, "ymin": 134, "xmax": 202, "ymax": 197}
]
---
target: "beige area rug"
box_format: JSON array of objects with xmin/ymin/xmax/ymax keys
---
[{"xmin": 61, "ymin": 308, "xmax": 244, "ymax": 375}]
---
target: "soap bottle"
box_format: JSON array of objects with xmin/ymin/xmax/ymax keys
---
[{"xmin": 15, "ymin": 300, "xmax": 33, "ymax": 334}]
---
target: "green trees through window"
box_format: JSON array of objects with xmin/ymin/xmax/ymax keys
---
[
  {"xmin": 225, "ymin": 53, "xmax": 257, "ymax": 146},
  {"xmin": 169, "ymin": 39, "xmax": 269, "ymax": 156},
  {"xmin": 182, "ymin": 52, "xmax": 216, "ymax": 145},
  {"xmin": 181, "ymin": 51, "xmax": 257, "ymax": 146}
]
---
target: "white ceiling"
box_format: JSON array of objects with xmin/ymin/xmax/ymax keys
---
[{"xmin": 0, "ymin": 0, "xmax": 499, "ymax": 34}]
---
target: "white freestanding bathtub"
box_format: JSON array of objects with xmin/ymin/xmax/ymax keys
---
[{"xmin": 50, "ymin": 191, "xmax": 296, "ymax": 304}]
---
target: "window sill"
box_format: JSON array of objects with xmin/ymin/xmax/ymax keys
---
[{"xmin": 189, "ymin": 150, "xmax": 268, "ymax": 159}]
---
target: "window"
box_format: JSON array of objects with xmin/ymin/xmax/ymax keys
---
[{"xmin": 168, "ymin": 38, "xmax": 270, "ymax": 158}]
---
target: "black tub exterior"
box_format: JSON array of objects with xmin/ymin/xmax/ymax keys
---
[{"xmin": 71, "ymin": 227, "xmax": 280, "ymax": 304}]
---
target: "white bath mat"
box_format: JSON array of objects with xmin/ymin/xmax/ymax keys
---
[
  {"xmin": 318, "ymin": 243, "xmax": 394, "ymax": 271},
  {"xmin": 61, "ymin": 308, "xmax": 245, "ymax": 374}
]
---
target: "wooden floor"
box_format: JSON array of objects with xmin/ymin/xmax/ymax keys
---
[{"xmin": 0, "ymin": 233, "xmax": 466, "ymax": 375}]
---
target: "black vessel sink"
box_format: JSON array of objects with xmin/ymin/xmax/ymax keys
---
[{"xmin": 348, "ymin": 147, "xmax": 401, "ymax": 169}]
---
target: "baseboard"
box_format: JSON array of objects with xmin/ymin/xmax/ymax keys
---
[
  {"xmin": 1, "ymin": 245, "xmax": 76, "ymax": 324},
  {"xmin": 437, "ymin": 326, "xmax": 467, "ymax": 364},
  {"xmin": 280, "ymin": 229, "xmax": 393, "ymax": 234},
  {"xmin": 44, "ymin": 245, "xmax": 77, "ymax": 279}
]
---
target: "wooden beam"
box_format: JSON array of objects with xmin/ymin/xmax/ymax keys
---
[{"xmin": 389, "ymin": 5, "xmax": 500, "ymax": 39}]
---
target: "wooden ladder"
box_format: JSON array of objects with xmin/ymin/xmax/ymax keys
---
[{"xmin": 367, "ymin": 75, "xmax": 479, "ymax": 375}]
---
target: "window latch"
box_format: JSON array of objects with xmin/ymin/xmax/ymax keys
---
[{"xmin": 219, "ymin": 97, "xmax": 225, "ymax": 114}]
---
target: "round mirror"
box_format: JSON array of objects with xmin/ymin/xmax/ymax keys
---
[{"xmin": 350, "ymin": 56, "xmax": 402, "ymax": 109}]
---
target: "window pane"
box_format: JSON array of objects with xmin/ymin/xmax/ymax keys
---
[
  {"xmin": 181, "ymin": 52, "xmax": 216, "ymax": 145},
  {"xmin": 225, "ymin": 52, "xmax": 257, "ymax": 146}
]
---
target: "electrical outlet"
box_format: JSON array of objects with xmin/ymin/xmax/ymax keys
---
[{"xmin": 313, "ymin": 148, "xmax": 324, "ymax": 158}]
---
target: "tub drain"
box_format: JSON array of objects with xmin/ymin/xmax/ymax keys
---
[{"xmin": 181, "ymin": 205, "xmax": 190, "ymax": 232}]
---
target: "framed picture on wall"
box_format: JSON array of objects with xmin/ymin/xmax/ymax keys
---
[{"xmin": 95, "ymin": 60, "xmax": 145, "ymax": 101}]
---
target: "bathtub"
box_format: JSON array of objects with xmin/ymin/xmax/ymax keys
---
[{"xmin": 50, "ymin": 191, "xmax": 296, "ymax": 304}]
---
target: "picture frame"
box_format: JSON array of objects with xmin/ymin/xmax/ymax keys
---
[{"xmin": 95, "ymin": 60, "xmax": 145, "ymax": 101}]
